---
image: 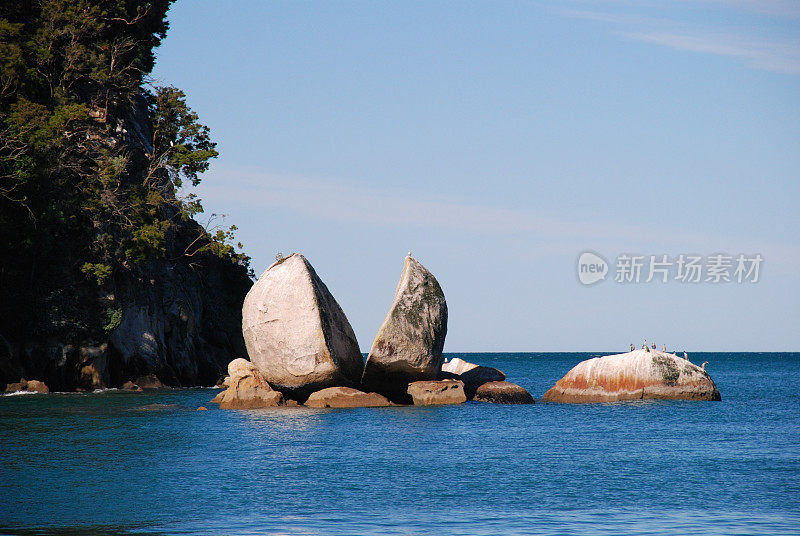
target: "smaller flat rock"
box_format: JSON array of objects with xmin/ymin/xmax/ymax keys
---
[
  {"xmin": 407, "ymin": 380, "xmax": 466, "ymax": 406},
  {"xmin": 305, "ymin": 387, "xmax": 392, "ymax": 408},
  {"xmin": 474, "ymin": 381, "xmax": 534, "ymax": 404}
]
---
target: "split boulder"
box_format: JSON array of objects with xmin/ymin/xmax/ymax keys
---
[
  {"xmin": 242, "ymin": 253, "xmax": 363, "ymax": 399},
  {"xmin": 362, "ymin": 256, "xmax": 448, "ymax": 401}
]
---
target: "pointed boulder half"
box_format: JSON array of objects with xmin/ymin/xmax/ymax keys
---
[
  {"xmin": 242, "ymin": 253, "xmax": 363, "ymax": 399},
  {"xmin": 362, "ymin": 256, "xmax": 448, "ymax": 401},
  {"xmin": 542, "ymin": 349, "xmax": 721, "ymax": 403}
]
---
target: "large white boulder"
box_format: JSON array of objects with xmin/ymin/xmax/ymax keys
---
[{"xmin": 242, "ymin": 254, "xmax": 363, "ymax": 398}]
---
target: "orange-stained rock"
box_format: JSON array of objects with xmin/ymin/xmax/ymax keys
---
[{"xmin": 543, "ymin": 349, "xmax": 721, "ymax": 403}]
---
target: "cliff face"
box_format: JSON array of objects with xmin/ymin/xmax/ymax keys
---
[{"xmin": 0, "ymin": 97, "xmax": 253, "ymax": 392}]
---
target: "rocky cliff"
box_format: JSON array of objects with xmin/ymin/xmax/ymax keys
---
[{"xmin": 0, "ymin": 96, "xmax": 253, "ymax": 392}]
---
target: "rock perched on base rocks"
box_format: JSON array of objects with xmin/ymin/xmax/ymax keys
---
[
  {"xmin": 407, "ymin": 380, "xmax": 466, "ymax": 406},
  {"xmin": 543, "ymin": 349, "xmax": 722, "ymax": 403},
  {"xmin": 4, "ymin": 379, "xmax": 49, "ymax": 394},
  {"xmin": 214, "ymin": 358, "xmax": 284, "ymax": 409},
  {"xmin": 305, "ymin": 387, "xmax": 392, "ymax": 408},
  {"xmin": 242, "ymin": 254, "xmax": 364, "ymax": 399},
  {"xmin": 362, "ymin": 256, "xmax": 448, "ymax": 402},
  {"xmin": 474, "ymin": 381, "xmax": 534, "ymax": 404},
  {"xmin": 441, "ymin": 357, "xmax": 505, "ymax": 399},
  {"xmin": 218, "ymin": 374, "xmax": 284, "ymax": 409}
]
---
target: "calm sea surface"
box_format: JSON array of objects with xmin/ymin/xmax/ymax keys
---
[{"xmin": 1, "ymin": 352, "xmax": 798, "ymax": 535}]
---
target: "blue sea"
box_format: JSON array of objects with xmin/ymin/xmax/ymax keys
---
[{"xmin": 1, "ymin": 352, "xmax": 798, "ymax": 535}]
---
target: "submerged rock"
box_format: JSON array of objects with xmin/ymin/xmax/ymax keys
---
[
  {"xmin": 407, "ymin": 380, "xmax": 466, "ymax": 406},
  {"xmin": 542, "ymin": 349, "xmax": 721, "ymax": 403},
  {"xmin": 305, "ymin": 387, "xmax": 392, "ymax": 408},
  {"xmin": 242, "ymin": 254, "xmax": 363, "ymax": 399},
  {"xmin": 440, "ymin": 357, "xmax": 505, "ymax": 399},
  {"xmin": 362, "ymin": 256, "xmax": 448, "ymax": 402},
  {"xmin": 474, "ymin": 381, "xmax": 534, "ymax": 404},
  {"xmin": 214, "ymin": 358, "xmax": 284, "ymax": 409}
]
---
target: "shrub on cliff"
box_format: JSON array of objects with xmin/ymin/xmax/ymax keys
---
[{"xmin": 0, "ymin": 1, "xmax": 253, "ymax": 389}]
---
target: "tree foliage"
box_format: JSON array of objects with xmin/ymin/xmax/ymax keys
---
[{"xmin": 0, "ymin": 1, "xmax": 251, "ymax": 337}]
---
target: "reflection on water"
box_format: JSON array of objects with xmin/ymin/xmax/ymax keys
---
[
  {"xmin": 0, "ymin": 353, "xmax": 798, "ymax": 535},
  {"xmin": 239, "ymin": 406, "xmax": 326, "ymax": 434}
]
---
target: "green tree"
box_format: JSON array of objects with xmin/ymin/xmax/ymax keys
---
[{"xmin": 0, "ymin": 0, "xmax": 251, "ymax": 340}]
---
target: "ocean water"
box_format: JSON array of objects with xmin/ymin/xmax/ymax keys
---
[{"xmin": 1, "ymin": 352, "xmax": 798, "ymax": 536}]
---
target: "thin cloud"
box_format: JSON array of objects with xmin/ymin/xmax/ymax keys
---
[
  {"xmin": 701, "ymin": 0, "xmax": 800, "ymax": 19},
  {"xmin": 192, "ymin": 166, "xmax": 800, "ymax": 270},
  {"xmin": 560, "ymin": 7, "xmax": 800, "ymax": 75}
]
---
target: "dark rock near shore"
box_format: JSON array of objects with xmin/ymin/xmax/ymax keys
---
[
  {"xmin": 362, "ymin": 256, "xmax": 448, "ymax": 403},
  {"xmin": 121, "ymin": 381, "xmax": 142, "ymax": 391},
  {"xmin": 134, "ymin": 374, "xmax": 165, "ymax": 389},
  {"xmin": 4, "ymin": 379, "xmax": 49, "ymax": 394},
  {"xmin": 474, "ymin": 381, "xmax": 534, "ymax": 404},
  {"xmin": 407, "ymin": 380, "xmax": 465, "ymax": 406}
]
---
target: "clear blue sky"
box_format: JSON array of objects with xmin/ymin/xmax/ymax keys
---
[{"xmin": 151, "ymin": 0, "xmax": 799, "ymax": 351}]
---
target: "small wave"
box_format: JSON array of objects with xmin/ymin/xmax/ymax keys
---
[{"xmin": 2, "ymin": 390, "xmax": 40, "ymax": 396}]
